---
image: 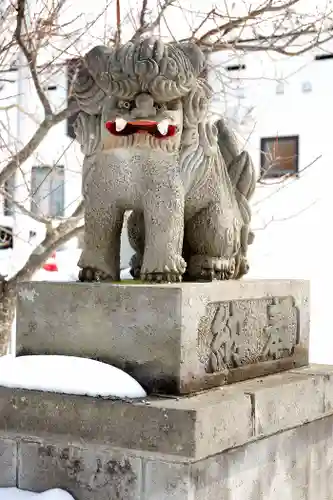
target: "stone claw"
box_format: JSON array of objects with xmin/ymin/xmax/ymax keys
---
[
  {"xmin": 140, "ymin": 254, "xmax": 186, "ymax": 283},
  {"xmin": 141, "ymin": 272, "xmax": 182, "ymax": 283},
  {"xmin": 236, "ymin": 257, "xmax": 249, "ymax": 279},
  {"xmin": 78, "ymin": 267, "xmax": 111, "ymax": 282}
]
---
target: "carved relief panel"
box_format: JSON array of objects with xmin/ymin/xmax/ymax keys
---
[{"xmin": 197, "ymin": 296, "xmax": 299, "ymax": 374}]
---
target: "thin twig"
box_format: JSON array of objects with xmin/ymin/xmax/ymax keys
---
[
  {"xmin": 199, "ymin": 0, "xmax": 300, "ymax": 43},
  {"xmin": 254, "ymin": 200, "xmax": 318, "ymax": 231},
  {"xmin": 131, "ymin": 0, "xmax": 177, "ymax": 40},
  {"xmin": 139, "ymin": 0, "xmax": 149, "ymax": 29},
  {"xmin": 0, "ymin": 187, "xmax": 52, "ymax": 226},
  {"xmin": 14, "ymin": 0, "xmax": 53, "ymax": 117}
]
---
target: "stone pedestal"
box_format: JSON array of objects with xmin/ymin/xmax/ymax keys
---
[
  {"xmin": 7, "ymin": 278, "xmax": 324, "ymax": 499},
  {"xmin": 1, "ymin": 365, "xmax": 333, "ymax": 499},
  {"xmin": 16, "ymin": 280, "xmax": 309, "ymax": 394}
]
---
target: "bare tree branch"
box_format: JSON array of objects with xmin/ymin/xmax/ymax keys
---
[
  {"xmin": 139, "ymin": 0, "xmax": 149, "ymax": 29},
  {"xmin": 131, "ymin": 0, "xmax": 177, "ymax": 40},
  {"xmin": 199, "ymin": 0, "xmax": 300, "ymax": 43},
  {"xmin": 254, "ymin": 200, "xmax": 318, "ymax": 231},
  {"xmin": 0, "ymin": 100, "xmax": 78, "ymax": 186},
  {"xmin": 204, "ymin": 30, "xmax": 333, "ymax": 56},
  {"xmin": 14, "ymin": 0, "xmax": 53, "ymax": 117},
  {"xmin": 0, "ymin": 187, "xmax": 52, "ymax": 226},
  {"xmin": 11, "ymin": 223, "xmax": 84, "ymax": 283}
]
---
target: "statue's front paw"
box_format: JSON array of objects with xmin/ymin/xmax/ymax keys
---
[
  {"xmin": 78, "ymin": 267, "xmax": 112, "ymax": 282},
  {"xmin": 140, "ymin": 255, "xmax": 186, "ymax": 283}
]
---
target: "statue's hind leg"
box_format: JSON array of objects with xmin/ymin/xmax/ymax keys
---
[
  {"xmin": 183, "ymin": 203, "xmax": 240, "ymax": 281},
  {"xmin": 127, "ymin": 210, "xmax": 145, "ymax": 279}
]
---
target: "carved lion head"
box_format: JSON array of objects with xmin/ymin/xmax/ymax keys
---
[{"xmin": 72, "ymin": 37, "xmax": 217, "ymax": 158}]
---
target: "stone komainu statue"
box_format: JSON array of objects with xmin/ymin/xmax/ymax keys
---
[{"xmin": 72, "ymin": 38, "xmax": 256, "ymax": 283}]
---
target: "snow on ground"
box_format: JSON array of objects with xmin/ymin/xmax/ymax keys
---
[
  {"xmin": 0, "ymin": 355, "xmax": 146, "ymax": 398},
  {"xmin": 0, "ymin": 489, "xmax": 74, "ymax": 499}
]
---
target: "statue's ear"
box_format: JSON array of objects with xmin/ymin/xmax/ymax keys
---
[
  {"xmin": 83, "ymin": 45, "xmax": 114, "ymax": 92},
  {"xmin": 72, "ymin": 45, "xmax": 112, "ymax": 115},
  {"xmin": 176, "ymin": 42, "xmax": 207, "ymax": 76}
]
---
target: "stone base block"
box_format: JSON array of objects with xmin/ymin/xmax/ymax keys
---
[
  {"xmin": 16, "ymin": 280, "xmax": 309, "ymax": 394},
  {"xmin": 1, "ymin": 366, "xmax": 333, "ymax": 499},
  {"xmin": 13, "ymin": 416, "xmax": 333, "ymax": 500}
]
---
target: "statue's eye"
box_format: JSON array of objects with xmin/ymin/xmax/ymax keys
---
[
  {"xmin": 155, "ymin": 103, "xmax": 164, "ymax": 111},
  {"xmin": 119, "ymin": 100, "xmax": 132, "ymax": 110}
]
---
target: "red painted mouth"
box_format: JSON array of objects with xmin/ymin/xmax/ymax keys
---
[{"xmin": 105, "ymin": 120, "xmax": 177, "ymax": 139}]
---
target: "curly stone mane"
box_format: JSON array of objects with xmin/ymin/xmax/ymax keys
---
[
  {"xmin": 73, "ymin": 38, "xmax": 219, "ymax": 171},
  {"xmin": 72, "ymin": 38, "xmax": 206, "ymax": 111}
]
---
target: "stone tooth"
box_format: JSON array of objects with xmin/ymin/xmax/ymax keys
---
[
  {"xmin": 115, "ymin": 117, "xmax": 127, "ymax": 132},
  {"xmin": 157, "ymin": 120, "xmax": 169, "ymax": 136}
]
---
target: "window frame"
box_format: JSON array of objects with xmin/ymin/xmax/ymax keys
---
[
  {"xmin": 260, "ymin": 135, "xmax": 299, "ymax": 180},
  {"xmin": 30, "ymin": 165, "xmax": 65, "ymax": 217}
]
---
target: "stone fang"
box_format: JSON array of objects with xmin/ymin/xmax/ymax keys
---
[
  {"xmin": 157, "ymin": 119, "xmax": 169, "ymax": 135},
  {"xmin": 115, "ymin": 117, "xmax": 127, "ymax": 132}
]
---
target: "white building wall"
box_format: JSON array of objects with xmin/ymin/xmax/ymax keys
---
[
  {"xmin": 0, "ymin": 64, "xmax": 83, "ymax": 250},
  {"xmin": 210, "ymin": 46, "xmax": 333, "ymax": 362}
]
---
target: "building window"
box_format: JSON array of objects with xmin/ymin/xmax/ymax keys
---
[
  {"xmin": 260, "ymin": 136, "xmax": 299, "ymax": 179},
  {"xmin": 66, "ymin": 58, "xmax": 80, "ymax": 139},
  {"xmin": 31, "ymin": 165, "xmax": 65, "ymax": 217}
]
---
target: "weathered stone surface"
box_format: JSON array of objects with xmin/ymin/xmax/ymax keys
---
[
  {"xmin": 0, "ymin": 366, "xmax": 330, "ymax": 461},
  {"xmin": 151, "ymin": 388, "xmax": 253, "ymax": 459},
  {"xmin": 291, "ymin": 364, "xmax": 333, "ymax": 413},
  {"xmin": 5, "ymin": 409, "xmax": 333, "ymax": 499},
  {"xmin": 143, "ymin": 413, "xmax": 333, "ymax": 500},
  {"xmin": 0, "ymin": 366, "xmax": 333, "ymax": 498},
  {"xmin": 16, "ymin": 279, "xmax": 309, "ymax": 394},
  {"xmin": 202, "ymin": 295, "xmax": 299, "ymax": 373},
  {"xmin": 143, "ymin": 461, "xmax": 191, "ymax": 500},
  {"xmin": 0, "ymin": 388, "xmax": 196, "ymax": 458},
  {"xmin": 239, "ymin": 371, "xmax": 325, "ymax": 436},
  {"xmin": 0, "ymin": 437, "xmax": 17, "ymax": 487},
  {"xmin": 18, "ymin": 440, "xmax": 142, "ymax": 499},
  {"xmin": 192, "ymin": 413, "xmax": 333, "ymax": 500},
  {"xmin": 0, "ymin": 385, "xmax": 251, "ymax": 460}
]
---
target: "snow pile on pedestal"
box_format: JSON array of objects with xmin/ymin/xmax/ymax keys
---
[
  {"xmin": 0, "ymin": 355, "xmax": 146, "ymax": 399},
  {"xmin": 0, "ymin": 488, "xmax": 74, "ymax": 499}
]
